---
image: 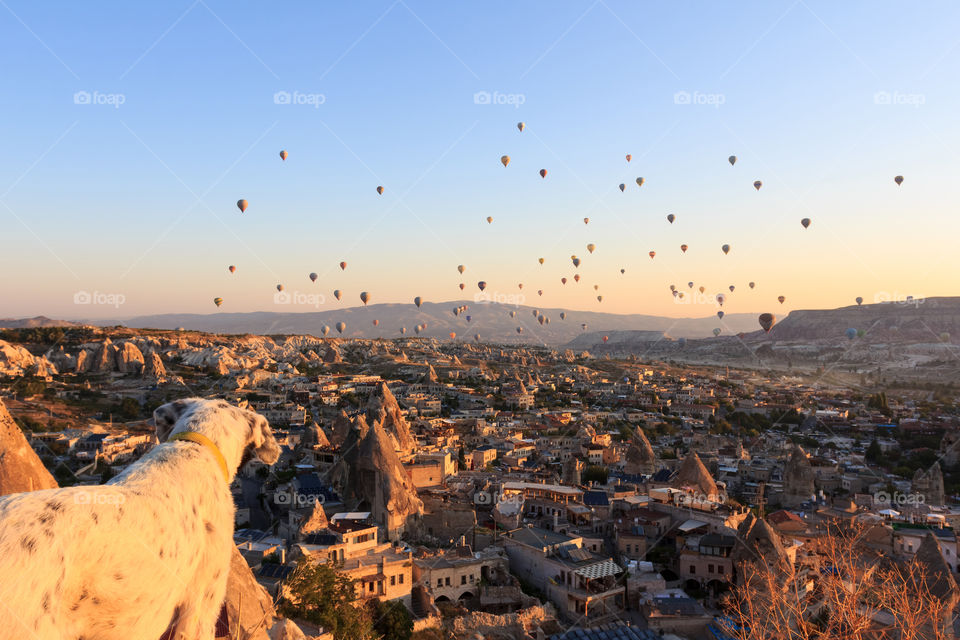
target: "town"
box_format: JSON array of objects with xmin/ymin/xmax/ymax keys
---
[{"xmin": 2, "ymin": 325, "xmax": 959, "ymax": 639}]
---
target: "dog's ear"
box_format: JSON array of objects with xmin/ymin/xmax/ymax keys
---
[
  {"xmin": 153, "ymin": 399, "xmax": 193, "ymax": 442},
  {"xmin": 247, "ymin": 411, "xmax": 280, "ymax": 465}
]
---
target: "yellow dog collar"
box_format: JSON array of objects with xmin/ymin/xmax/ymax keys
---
[{"xmin": 169, "ymin": 431, "xmax": 230, "ymax": 482}]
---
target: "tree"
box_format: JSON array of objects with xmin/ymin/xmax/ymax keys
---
[
  {"xmin": 278, "ymin": 562, "xmax": 374, "ymax": 639},
  {"xmin": 865, "ymin": 439, "xmax": 882, "ymax": 463},
  {"xmin": 368, "ymin": 600, "xmax": 413, "ymax": 640}
]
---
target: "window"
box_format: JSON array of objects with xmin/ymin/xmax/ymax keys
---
[
  {"xmin": 461, "ymin": 575, "xmax": 466, "ymax": 585},
  {"xmin": 399, "ymin": 574, "xmax": 404, "ymax": 584},
  {"xmin": 437, "ymin": 579, "xmax": 442, "ymax": 587},
  {"xmin": 689, "ymin": 565, "xmax": 696, "ymax": 575},
  {"xmin": 391, "ymin": 576, "xmax": 396, "ymax": 586},
  {"xmin": 718, "ymin": 565, "xmax": 724, "ymax": 575},
  {"xmin": 469, "ymin": 574, "xmax": 474, "ymax": 583},
  {"xmin": 708, "ymin": 564, "xmax": 714, "ymax": 574},
  {"xmin": 445, "ymin": 577, "xmax": 451, "ymax": 586},
  {"xmin": 368, "ymin": 582, "xmax": 374, "ymax": 592}
]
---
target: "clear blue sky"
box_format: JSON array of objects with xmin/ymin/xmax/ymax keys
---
[{"xmin": 2, "ymin": 1, "xmax": 959, "ymax": 319}]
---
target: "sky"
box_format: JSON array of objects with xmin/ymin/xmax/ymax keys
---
[{"xmin": 1, "ymin": 1, "xmax": 959, "ymax": 320}]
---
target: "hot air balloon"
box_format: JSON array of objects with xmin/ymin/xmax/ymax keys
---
[
  {"xmin": 778, "ymin": 295, "xmax": 786, "ymax": 304},
  {"xmin": 359, "ymin": 292, "xmax": 370, "ymax": 305},
  {"xmin": 509, "ymin": 310, "xmax": 517, "ymax": 318},
  {"xmin": 414, "ymin": 296, "xmax": 422, "ymax": 308},
  {"xmin": 228, "ymin": 265, "xmax": 236, "ymax": 273},
  {"xmin": 713, "ymin": 328, "xmax": 722, "ymax": 337},
  {"xmin": 895, "ymin": 175, "xmax": 904, "ymax": 186},
  {"xmin": 501, "ymin": 155, "xmax": 510, "ymax": 167},
  {"xmin": 560, "ymin": 312, "xmax": 566, "ymax": 320},
  {"xmin": 377, "ymin": 186, "xmax": 384, "ymax": 195},
  {"xmin": 717, "ymin": 311, "xmax": 724, "ymax": 319},
  {"xmin": 587, "ymin": 243, "xmax": 596, "ymax": 254},
  {"xmin": 573, "ymin": 274, "xmax": 580, "ymax": 282},
  {"xmin": 309, "ymin": 272, "xmax": 318, "ymax": 282},
  {"xmin": 538, "ymin": 169, "xmax": 548, "ymax": 179},
  {"xmin": 669, "ymin": 284, "xmax": 676, "ymax": 291},
  {"xmin": 276, "ymin": 284, "xmax": 284, "ymax": 292},
  {"xmin": 625, "ymin": 154, "xmax": 632, "ymax": 162},
  {"xmin": 561, "ymin": 277, "xmax": 567, "ymax": 285},
  {"xmin": 538, "ymin": 257, "xmax": 545, "ymax": 265},
  {"xmin": 517, "ymin": 122, "xmax": 525, "ymax": 132},
  {"xmin": 753, "ymin": 180, "xmax": 762, "ymax": 191},
  {"xmin": 688, "ymin": 282, "xmax": 694, "ymax": 289},
  {"xmin": 372, "ymin": 319, "xmax": 379, "ymax": 326},
  {"xmin": 597, "ymin": 295, "xmax": 603, "ymax": 302},
  {"xmin": 602, "ymin": 335, "xmax": 609, "ymax": 343},
  {"xmin": 452, "ymin": 307, "xmax": 460, "ymax": 317},
  {"xmin": 620, "ymin": 268, "xmax": 625, "ymax": 274},
  {"xmin": 279, "ymin": 150, "xmax": 288, "ymax": 161},
  {"xmin": 667, "ymin": 214, "xmax": 675, "ymax": 224},
  {"xmin": 518, "ymin": 283, "xmax": 523, "ymax": 290},
  {"xmin": 722, "ymin": 244, "xmax": 730, "ymax": 255},
  {"xmin": 728, "ymin": 155, "xmax": 737, "ymax": 166},
  {"xmin": 845, "ymin": 328, "xmax": 857, "ymax": 340},
  {"xmin": 855, "ymin": 296, "xmax": 863, "ymax": 306},
  {"xmin": 414, "ymin": 325, "xmax": 421, "ymax": 334},
  {"xmin": 532, "ymin": 309, "xmax": 539, "ymax": 318},
  {"xmin": 538, "ymin": 315, "xmax": 545, "ymax": 325},
  {"xmin": 459, "ymin": 283, "xmax": 465, "ymax": 290},
  {"xmin": 648, "ymin": 251, "xmax": 656, "ymax": 259},
  {"xmin": 717, "ymin": 294, "xmax": 725, "ymax": 306},
  {"xmin": 680, "ymin": 244, "xmax": 688, "ymax": 253},
  {"xmin": 572, "ymin": 257, "xmax": 581, "ymax": 267},
  {"xmin": 477, "ymin": 281, "xmax": 487, "ymax": 291},
  {"xmin": 339, "ymin": 261, "xmax": 347, "ymax": 271},
  {"xmin": 474, "ymin": 333, "xmax": 480, "ymax": 342},
  {"xmin": 636, "ymin": 177, "xmax": 645, "ymax": 187},
  {"xmin": 336, "ymin": 321, "xmax": 346, "ymax": 334},
  {"xmin": 486, "ymin": 216, "xmax": 493, "ymax": 224},
  {"xmin": 699, "ymin": 286, "xmax": 705, "ymax": 294},
  {"xmin": 583, "ymin": 218, "xmax": 590, "ymax": 225},
  {"xmin": 619, "ymin": 183, "xmax": 626, "ymax": 192},
  {"xmin": 678, "ymin": 292, "xmax": 684, "ymax": 299},
  {"xmin": 749, "ymin": 282, "xmax": 756, "ymax": 289},
  {"xmin": 516, "ymin": 327, "xmax": 523, "ymax": 334},
  {"xmin": 449, "ymin": 332, "xmax": 456, "ymax": 340},
  {"xmin": 466, "ymin": 315, "xmax": 471, "ymax": 323},
  {"xmin": 400, "ymin": 327, "xmax": 406, "ymax": 335},
  {"xmin": 321, "ymin": 325, "xmax": 330, "ymax": 336},
  {"xmin": 333, "ymin": 290, "xmax": 342, "ymax": 301},
  {"xmin": 237, "ymin": 199, "xmax": 248, "ymax": 213},
  {"xmin": 593, "ymin": 284, "xmax": 599, "ymax": 291},
  {"xmin": 537, "ymin": 290, "xmax": 543, "ymax": 296},
  {"xmin": 729, "ymin": 285, "xmax": 735, "ymax": 292},
  {"xmin": 213, "ymin": 297, "xmax": 223, "ymax": 307},
  {"xmin": 759, "ymin": 313, "xmax": 776, "ymax": 332},
  {"xmin": 457, "ymin": 265, "xmax": 465, "ymax": 275},
  {"xmin": 801, "ymin": 218, "xmax": 811, "ymax": 229}
]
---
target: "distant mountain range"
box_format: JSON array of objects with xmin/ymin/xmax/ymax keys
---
[
  {"xmin": 0, "ymin": 316, "xmax": 80, "ymax": 329},
  {"xmin": 93, "ymin": 302, "xmax": 760, "ymax": 344}
]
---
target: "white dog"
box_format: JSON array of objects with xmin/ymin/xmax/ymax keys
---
[{"xmin": 0, "ymin": 398, "xmax": 279, "ymax": 640}]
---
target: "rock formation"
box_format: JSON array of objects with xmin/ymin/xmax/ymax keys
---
[
  {"xmin": 298, "ymin": 501, "xmax": 329, "ymax": 536},
  {"xmin": 562, "ymin": 456, "xmax": 583, "ymax": 485},
  {"xmin": 623, "ymin": 426, "xmax": 657, "ymax": 475},
  {"xmin": 115, "ymin": 341, "xmax": 145, "ymax": 373},
  {"xmin": 143, "ymin": 350, "xmax": 167, "ymax": 379},
  {"xmin": 912, "ymin": 462, "xmax": 945, "ymax": 506},
  {"xmin": 0, "ymin": 339, "xmax": 38, "ymax": 376},
  {"xmin": 672, "ymin": 451, "xmax": 719, "ymax": 501},
  {"xmin": 366, "ymin": 382, "xmax": 415, "ymax": 454},
  {"xmin": 782, "ymin": 445, "xmax": 815, "ymax": 507},
  {"xmin": 329, "ymin": 409, "xmax": 354, "ymax": 448},
  {"xmin": 0, "ymin": 398, "xmax": 57, "ymax": 493}
]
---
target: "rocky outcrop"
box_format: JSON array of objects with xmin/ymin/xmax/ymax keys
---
[
  {"xmin": 912, "ymin": 462, "xmax": 945, "ymax": 506},
  {"xmin": 623, "ymin": 426, "xmax": 657, "ymax": 475},
  {"xmin": 115, "ymin": 341, "xmax": 145, "ymax": 373},
  {"xmin": 299, "ymin": 501, "xmax": 329, "ymax": 536},
  {"xmin": 562, "ymin": 456, "xmax": 583, "ymax": 485},
  {"xmin": 303, "ymin": 423, "xmax": 330, "ymax": 448},
  {"xmin": 329, "ymin": 410, "xmax": 354, "ymax": 448},
  {"xmin": 782, "ymin": 446, "xmax": 815, "ymax": 507},
  {"xmin": 143, "ymin": 350, "xmax": 166, "ymax": 379},
  {"xmin": 322, "ymin": 344, "xmax": 342, "ymax": 364},
  {"xmin": 0, "ymin": 398, "xmax": 57, "ymax": 493},
  {"xmin": 366, "ymin": 382, "xmax": 415, "ymax": 454},
  {"xmin": 672, "ymin": 451, "xmax": 719, "ymax": 500},
  {"xmin": 0, "ymin": 339, "xmax": 38, "ymax": 376}
]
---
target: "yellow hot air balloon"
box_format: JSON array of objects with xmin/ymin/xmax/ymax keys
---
[
  {"xmin": 587, "ymin": 243, "xmax": 596, "ymax": 254},
  {"xmin": 236, "ymin": 199, "xmax": 248, "ymax": 213},
  {"xmin": 501, "ymin": 155, "xmax": 510, "ymax": 167},
  {"xmin": 213, "ymin": 297, "xmax": 223, "ymax": 307},
  {"xmin": 279, "ymin": 150, "xmax": 288, "ymax": 161},
  {"xmin": 538, "ymin": 257, "xmax": 545, "ymax": 265}
]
